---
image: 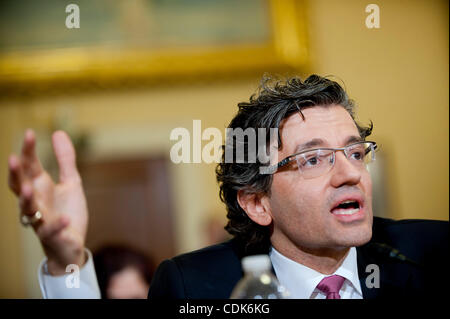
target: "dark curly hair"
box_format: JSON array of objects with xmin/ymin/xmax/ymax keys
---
[
  {"xmin": 93, "ymin": 245, "xmax": 154, "ymax": 298},
  {"xmin": 215, "ymin": 74, "xmax": 373, "ymax": 254}
]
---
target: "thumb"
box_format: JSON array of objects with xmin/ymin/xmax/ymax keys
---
[{"xmin": 52, "ymin": 131, "xmax": 80, "ymax": 183}]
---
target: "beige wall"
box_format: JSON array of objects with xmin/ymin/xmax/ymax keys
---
[
  {"xmin": 0, "ymin": 106, "xmax": 26, "ymax": 298},
  {"xmin": 0, "ymin": 0, "xmax": 447, "ymax": 297},
  {"xmin": 306, "ymin": 0, "xmax": 449, "ymax": 220},
  {"xmin": 0, "ymin": 81, "xmax": 260, "ymax": 298}
]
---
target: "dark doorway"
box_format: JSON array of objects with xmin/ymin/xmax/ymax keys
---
[{"xmin": 79, "ymin": 156, "xmax": 175, "ymax": 267}]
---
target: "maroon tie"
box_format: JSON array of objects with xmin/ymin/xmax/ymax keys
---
[{"xmin": 316, "ymin": 275, "xmax": 346, "ymax": 299}]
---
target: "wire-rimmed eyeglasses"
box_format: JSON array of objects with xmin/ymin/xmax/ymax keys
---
[{"xmin": 262, "ymin": 141, "xmax": 377, "ymax": 178}]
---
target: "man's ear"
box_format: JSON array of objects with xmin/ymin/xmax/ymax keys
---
[{"xmin": 237, "ymin": 190, "xmax": 272, "ymax": 226}]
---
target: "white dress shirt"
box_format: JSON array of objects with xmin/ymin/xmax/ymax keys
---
[
  {"xmin": 269, "ymin": 246, "xmax": 363, "ymax": 299},
  {"xmin": 39, "ymin": 246, "xmax": 363, "ymax": 299},
  {"xmin": 38, "ymin": 249, "xmax": 101, "ymax": 299}
]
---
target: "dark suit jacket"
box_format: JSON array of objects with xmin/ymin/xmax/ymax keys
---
[{"xmin": 148, "ymin": 217, "xmax": 448, "ymax": 299}]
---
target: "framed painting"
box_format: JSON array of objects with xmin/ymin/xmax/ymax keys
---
[{"xmin": 0, "ymin": 0, "xmax": 308, "ymax": 96}]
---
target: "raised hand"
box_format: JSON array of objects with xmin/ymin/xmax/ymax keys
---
[{"xmin": 8, "ymin": 129, "xmax": 89, "ymax": 275}]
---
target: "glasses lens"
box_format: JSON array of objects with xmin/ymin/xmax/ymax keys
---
[
  {"xmin": 292, "ymin": 142, "xmax": 376, "ymax": 178},
  {"xmin": 346, "ymin": 142, "xmax": 375, "ymax": 165},
  {"xmin": 296, "ymin": 149, "xmax": 334, "ymax": 178}
]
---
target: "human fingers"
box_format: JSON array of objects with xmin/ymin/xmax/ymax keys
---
[
  {"xmin": 19, "ymin": 182, "xmax": 70, "ymax": 237},
  {"xmin": 19, "ymin": 183, "xmax": 40, "ymax": 217},
  {"xmin": 18, "ymin": 182, "xmax": 46, "ymax": 230},
  {"xmin": 20, "ymin": 129, "xmax": 44, "ymax": 179},
  {"xmin": 8, "ymin": 154, "xmax": 23, "ymax": 195},
  {"xmin": 52, "ymin": 131, "xmax": 81, "ymax": 184}
]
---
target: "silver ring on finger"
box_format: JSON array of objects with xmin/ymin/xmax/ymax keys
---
[{"xmin": 20, "ymin": 210, "xmax": 43, "ymax": 227}]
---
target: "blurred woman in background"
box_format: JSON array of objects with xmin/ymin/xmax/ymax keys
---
[{"xmin": 93, "ymin": 245, "xmax": 154, "ymax": 299}]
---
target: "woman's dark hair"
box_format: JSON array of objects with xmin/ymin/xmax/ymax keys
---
[
  {"xmin": 215, "ymin": 74, "xmax": 373, "ymax": 254},
  {"xmin": 93, "ymin": 245, "xmax": 154, "ymax": 298}
]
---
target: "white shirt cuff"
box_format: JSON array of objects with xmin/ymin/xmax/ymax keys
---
[{"xmin": 38, "ymin": 248, "xmax": 101, "ymax": 299}]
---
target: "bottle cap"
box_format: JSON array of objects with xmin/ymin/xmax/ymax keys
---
[{"xmin": 241, "ymin": 255, "xmax": 272, "ymax": 273}]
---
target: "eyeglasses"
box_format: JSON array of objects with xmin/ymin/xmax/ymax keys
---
[{"xmin": 263, "ymin": 141, "xmax": 377, "ymax": 178}]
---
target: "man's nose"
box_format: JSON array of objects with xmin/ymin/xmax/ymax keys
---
[{"xmin": 329, "ymin": 151, "xmax": 362, "ymax": 188}]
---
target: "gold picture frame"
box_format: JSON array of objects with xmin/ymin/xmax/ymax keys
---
[{"xmin": 0, "ymin": 0, "xmax": 308, "ymax": 97}]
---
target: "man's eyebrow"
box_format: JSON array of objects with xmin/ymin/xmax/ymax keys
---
[
  {"xmin": 345, "ymin": 135, "xmax": 364, "ymax": 145},
  {"xmin": 294, "ymin": 136, "xmax": 363, "ymax": 153},
  {"xmin": 294, "ymin": 138, "xmax": 326, "ymax": 153}
]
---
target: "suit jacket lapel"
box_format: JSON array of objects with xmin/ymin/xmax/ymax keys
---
[
  {"xmin": 357, "ymin": 244, "xmax": 384, "ymax": 299},
  {"xmin": 357, "ymin": 243, "xmax": 417, "ymax": 299}
]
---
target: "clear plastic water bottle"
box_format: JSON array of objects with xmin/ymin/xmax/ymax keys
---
[{"xmin": 230, "ymin": 255, "xmax": 290, "ymax": 299}]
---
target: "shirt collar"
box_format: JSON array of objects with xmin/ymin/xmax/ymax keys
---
[
  {"xmin": 269, "ymin": 246, "xmax": 362, "ymax": 298},
  {"xmin": 335, "ymin": 247, "xmax": 362, "ymax": 295}
]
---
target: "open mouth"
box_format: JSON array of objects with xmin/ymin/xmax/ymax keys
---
[{"xmin": 331, "ymin": 200, "xmax": 361, "ymax": 215}]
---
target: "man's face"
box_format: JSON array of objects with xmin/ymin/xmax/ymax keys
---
[{"xmin": 266, "ymin": 105, "xmax": 373, "ymax": 254}]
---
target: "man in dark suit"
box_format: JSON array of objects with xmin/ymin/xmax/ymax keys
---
[
  {"xmin": 148, "ymin": 75, "xmax": 449, "ymax": 299},
  {"xmin": 149, "ymin": 217, "xmax": 448, "ymax": 298},
  {"xmin": 9, "ymin": 74, "xmax": 448, "ymax": 299}
]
